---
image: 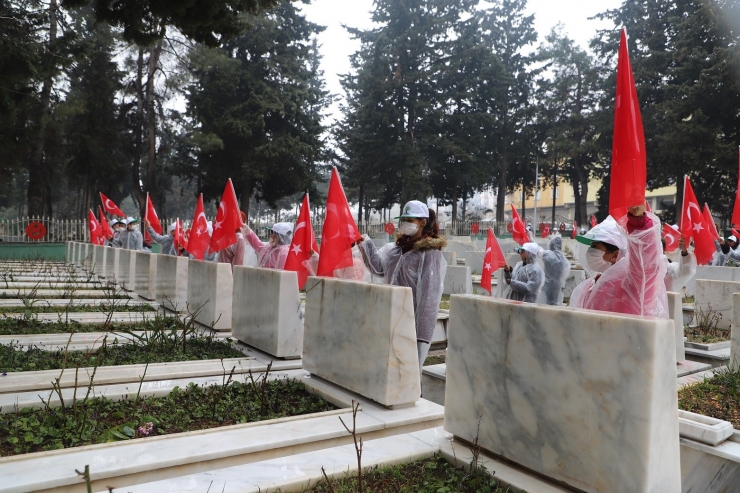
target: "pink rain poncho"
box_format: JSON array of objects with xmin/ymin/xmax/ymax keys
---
[
  {"xmin": 358, "ymin": 235, "xmax": 447, "ymax": 344},
  {"xmin": 570, "ymin": 212, "xmax": 668, "ymax": 318},
  {"xmin": 245, "ymin": 229, "xmax": 290, "ymax": 270},
  {"xmin": 217, "ymin": 232, "xmax": 248, "ymax": 271}
]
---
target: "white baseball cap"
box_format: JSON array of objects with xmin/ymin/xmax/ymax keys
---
[
  {"xmin": 268, "ymin": 222, "xmax": 293, "ymax": 236},
  {"xmin": 395, "ymin": 200, "xmax": 429, "ymax": 219},
  {"xmin": 729, "ymin": 235, "xmax": 738, "ymax": 243},
  {"xmin": 516, "ymin": 242, "xmax": 541, "ymax": 256},
  {"xmin": 126, "ymin": 216, "xmax": 138, "ymax": 224},
  {"xmin": 169, "ymin": 222, "xmax": 177, "ymax": 233}
]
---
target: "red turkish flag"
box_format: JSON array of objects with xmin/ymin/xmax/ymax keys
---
[
  {"xmin": 210, "ymin": 179, "xmax": 242, "ymax": 252},
  {"xmin": 98, "ymin": 206, "xmax": 113, "ymax": 240},
  {"xmin": 99, "ymin": 193, "xmax": 125, "ymax": 217},
  {"xmin": 510, "ymin": 204, "xmax": 528, "ymax": 246},
  {"xmin": 317, "ymin": 167, "xmax": 362, "ymax": 276},
  {"xmin": 702, "ymin": 203, "xmax": 720, "ymax": 240},
  {"xmin": 173, "ymin": 218, "xmax": 186, "ymax": 252},
  {"xmin": 284, "ymin": 194, "xmax": 320, "ymax": 289},
  {"xmin": 144, "ymin": 193, "xmax": 163, "ymax": 243},
  {"xmin": 681, "ymin": 176, "xmax": 715, "ymax": 265},
  {"xmin": 733, "ymin": 147, "xmax": 740, "ymax": 228},
  {"xmin": 590, "ymin": 215, "xmax": 597, "ymax": 228},
  {"xmin": 188, "ymin": 194, "xmax": 210, "ymax": 260},
  {"xmin": 609, "ymin": 29, "xmax": 646, "ymax": 219},
  {"xmin": 571, "ymin": 221, "xmax": 578, "ymax": 239},
  {"xmin": 662, "ymin": 224, "xmax": 679, "ymax": 252},
  {"xmin": 480, "ymin": 228, "xmax": 507, "ymax": 295},
  {"xmin": 87, "ymin": 209, "xmax": 104, "ymax": 245}
]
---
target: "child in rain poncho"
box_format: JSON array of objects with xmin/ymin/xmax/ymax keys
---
[
  {"xmin": 537, "ymin": 235, "xmax": 571, "ymax": 305},
  {"xmin": 145, "ymin": 220, "xmax": 178, "ymax": 256},
  {"xmin": 663, "ymin": 235, "xmax": 696, "ymax": 293},
  {"xmin": 358, "ymin": 200, "xmax": 447, "ymax": 375},
  {"xmin": 503, "ymin": 242, "xmax": 544, "ymax": 303},
  {"xmin": 243, "ymin": 221, "xmax": 292, "ymax": 269},
  {"xmin": 124, "ymin": 217, "xmax": 143, "ymax": 251},
  {"xmin": 712, "ymin": 235, "xmax": 740, "ymax": 267},
  {"xmin": 570, "ymin": 206, "xmax": 668, "ymax": 318},
  {"xmin": 111, "ymin": 218, "xmax": 129, "ymax": 248}
]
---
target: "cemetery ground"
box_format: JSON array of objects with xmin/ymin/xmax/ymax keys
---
[{"xmin": 2, "ymin": 245, "xmax": 740, "ymax": 492}]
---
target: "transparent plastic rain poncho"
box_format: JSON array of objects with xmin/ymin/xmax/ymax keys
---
[
  {"xmin": 537, "ymin": 235, "xmax": 571, "ymax": 305},
  {"xmin": 663, "ymin": 252, "xmax": 696, "ymax": 292},
  {"xmin": 244, "ymin": 229, "xmax": 290, "ymax": 269},
  {"xmin": 125, "ymin": 228, "xmax": 143, "ymax": 251},
  {"xmin": 503, "ymin": 248, "xmax": 545, "ymax": 303},
  {"xmin": 217, "ymin": 232, "xmax": 248, "ymax": 270},
  {"xmin": 146, "ymin": 226, "xmax": 176, "ymax": 256},
  {"xmin": 305, "ymin": 245, "xmax": 372, "ymax": 282},
  {"xmin": 358, "ymin": 235, "xmax": 447, "ymax": 344},
  {"xmin": 570, "ymin": 212, "xmax": 668, "ymax": 318}
]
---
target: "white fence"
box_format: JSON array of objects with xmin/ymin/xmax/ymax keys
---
[{"xmin": 0, "ymin": 217, "xmax": 88, "ymax": 243}]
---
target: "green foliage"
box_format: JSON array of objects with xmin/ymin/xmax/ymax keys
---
[
  {"xmin": 679, "ymin": 366, "xmax": 740, "ymax": 429},
  {"xmin": 182, "ymin": 1, "xmax": 329, "ymax": 210},
  {"xmin": 297, "ymin": 455, "xmax": 509, "ymax": 493},
  {"xmin": 0, "ymin": 378, "xmax": 334, "ymax": 456},
  {"xmin": 0, "ymin": 303, "xmax": 156, "ymax": 314}
]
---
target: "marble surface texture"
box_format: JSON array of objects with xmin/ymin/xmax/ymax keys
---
[
  {"xmin": 563, "ymin": 268, "xmax": 586, "ymax": 298},
  {"xmin": 686, "ymin": 265, "xmax": 740, "ymax": 297},
  {"xmin": 132, "ymin": 252, "xmax": 155, "ymax": 300},
  {"xmin": 155, "ymin": 254, "xmax": 188, "ymax": 311},
  {"xmin": 444, "ymin": 295, "xmax": 680, "ymax": 493},
  {"xmin": 695, "ymin": 279, "xmax": 740, "ymax": 329},
  {"xmin": 668, "ymin": 291, "xmax": 686, "ymax": 362},
  {"xmin": 680, "ymin": 432, "xmax": 740, "ymax": 493},
  {"xmin": 303, "ymin": 277, "xmax": 421, "ymax": 407},
  {"xmin": 443, "ymin": 265, "xmax": 472, "ymax": 295},
  {"xmin": 232, "ymin": 266, "xmax": 303, "ymax": 357},
  {"xmin": 116, "ymin": 249, "xmax": 131, "ymax": 288},
  {"xmin": 187, "ymin": 259, "xmax": 232, "ymax": 330},
  {"xmin": 93, "ymin": 245, "xmax": 107, "ymax": 277},
  {"xmin": 732, "ymin": 293, "xmax": 740, "ymax": 368},
  {"xmin": 105, "ymin": 247, "xmax": 119, "ymax": 281}
]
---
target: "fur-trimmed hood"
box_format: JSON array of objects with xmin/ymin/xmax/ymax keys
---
[{"xmin": 394, "ymin": 233, "xmax": 447, "ymax": 251}]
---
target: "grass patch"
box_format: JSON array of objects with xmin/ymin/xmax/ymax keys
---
[
  {"xmin": 0, "ymin": 316, "xmax": 168, "ymax": 336},
  {"xmin": 295, "ymin": 454, "xmax": 509, "ymax": 493},
  {"xmin": 0, "ymin": 377, "xmax": 335, "ymax": 456},
  {"xmin": 685, "ymin": 304, "xmax": 729, "ymax": 343},
  {"xmin": 0, "ymin": 294, "xmax": 131, "ymax": 299},
  {"xmin": 0, "ymin": 336, "xmax": 245, "ymax": 372},
  {"xmin": 0, "ymin": 303, "xmax": 155, "ymax": 314},
  {"xmin": 683, "ymin": 296, "xmax": 695, "ymax": 304},
  {"xmin": 424, "ymin": 353, "xmax": 446, "ymax": 366},
  {"xmin": 439, "ymin": 295, "xmax": 450, "ymax": 310},
  {"xmin": 678, "ymin": 367, "xmax": 740, "ymax": 429}
]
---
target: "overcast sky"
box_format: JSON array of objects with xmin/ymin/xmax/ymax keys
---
[{"xmin": 300, "ymin": 0, "xmax": 624, "ymax": 123}]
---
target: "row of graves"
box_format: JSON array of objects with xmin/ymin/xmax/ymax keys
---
[{"xmin": 0, "ymin": 241, "xmax": 737, "ymax": 492}]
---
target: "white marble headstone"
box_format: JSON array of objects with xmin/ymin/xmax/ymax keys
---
[
  {"xmin": 105, "ymin": 247, "xmax": 120, "ymax": 283},
  {"xmin": 443, "ymin": 265, "xmax": 472, "ymax": 295},
  {"xmin": 133, "ymin": 252, "xmax": 156, "ymax": 300},
  {"xmin": 303, "ymin": 277, "xmax": 420, "ymax": 407},
  {"xmin": 232, "ymin": 266, "xmax": 303, "ymax": 357},
  {"xmin": 187, "ymin": 260, "xmax": 232, "ymax": 330},
  {"xmin": 686, "ymin": 265, "xmax": 740, "ymax": 297},
  {"xmin": 156, "ymin": 254, "xmax": 188, "ymax": 311},
  {"xmin": 694, "ymin": 279, "xmax": 740, "ymax": 329},
  {"xmin": 667, "ymin": 291, "xmax": 686, "ymax": 362},
  {"xmin": 93, "ymin": 245, "xmax": 107, "ymax": 277},
  {"xmin": 732, "ymin": 293, "xmax": 740, "ymax": 369},
  {"xmin": 444, "ymin": 295, "xmax": 680, "ymax": 493}
]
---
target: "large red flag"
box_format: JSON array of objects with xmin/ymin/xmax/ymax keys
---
[
  {"xmin": 188, "ymin": 194, "xmax": 210, "ymax": 260},
  {"xmin": 609, "ymin": 29, "xmax": 646, "ymax": 219},
  {"xmin": 99, "ymin": 193, "xmax": 125, "ymax": 217},
  {"xmin": 681, "ymin": 176, "xmax": 715, "ymax": 265},
  {"xmin": 662, "ymin": 224, "xmax": 679, "ymax": 252},
  {"xmin": 702, "ymin": 204, "xmax": 720, "ymax": 240},
  {"xmin": 590, "ymin": 215, "xmax": 597, "ymax": 228},
  {"xmin": 98, "ymin": 206, "xmax": 113, "ymax": 240},
  {"xmin": 284, "ymin": 194, "xmax": 320, "ymax": 289},
  {"xmin": 480, "ymin": 228, "xmax": 507, "ymax": 295},
  {"xmin": 87, "ymin": 209, "xmax": 104, "ymax": 245},
  {"xmin": 144, "ymin": 193, "xmax": 163, "ymax": 242},
  {"xmin": 510, "ymin": 204, "xmax": 528, "ymax": 246},
  {"xmin": 733, "ymin": 147, "xmax": 740, "ymax": 228},
  {"xmin": 210, "ymin": 179, "xmax": 242, "ymax": 252},
  {"xmin": 571, "ymin": 221, "xmax": 578, "ymax": 239},
  {"xmin": 733, "ymin": 228, "xmax": 740, "ymax": 239},
  {"xmin": 317, "ymin": 167, "xmax": 362, "ymax": 277},
  {"xmin": 173, "ymin": 218, "xmax": 186, "ymax": 252}
]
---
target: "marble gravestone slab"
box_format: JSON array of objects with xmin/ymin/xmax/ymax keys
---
[
  {"xmin": 117, "ymin": 249, "xmax": 133, "ymax": 290},
  {"xmin": 732, "ymin": 293, "xmax": 740, "ymax": 368},
  {"xmin": 93, "ymin": 245, "xmax": 107, "ymax": 277},
  {"xmin": 686, "ymin": 265, "xmax": 740, "ymax": 297},
  {"xmin": 65, "ymin": 242, "xmax": 72, "ymax": 263},
  {"xmin": 105, "ymin": 247, "xmax": 120, "ymax": 283},
  {"xmin": 303, "ymin": 277, "xmax": 421, "ymax": 407},
  {"xmin": 443, "ymin": 265, "xmax": 472, "ymax": 295},
  {"xmin": 667, "ymin": 291, "xmax": 686, "ymax": 363},
  {"xmin": 563, "ymin": 269, "xmax": 586, "ymax": 299},
  {"xmin": 444, "ymin": 296, "xmax": 680, "ymax": 493},
  {"xmin": 156, "ymin": 254, "xmax": 188, "ymax": 311},
  {"xmin": 133, "ymin": 252, "xmax": 156, "ymax": 300},
  {"xmin": 232, "ymin": 266, "xmax": 303, "ymax": 358},
  {"xmin": 81, "ymin": 243, "xmax": 91, "ymax": 268},
  {"xmin": 187, "ymin": 260, "xmax": 232, "ymax": 330},
  {"xmin": 694, "ymin": 279, "xmax": 740, "ymax": 330}
]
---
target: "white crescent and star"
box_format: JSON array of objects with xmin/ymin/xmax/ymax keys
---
[
  {"xmin": 665, "ymin": 232, "xmax": 676, "ymax": 245},
  {"xmin": 195, "ymin": 211, "xmax": 207, "ymax": 234},
  {"xmin": 89, "ymin": 221, "xmax": 97, "ymax": 232},
  {"xmin": 213, "ymin": 202, "xmax": 226, "ymax": 230}
]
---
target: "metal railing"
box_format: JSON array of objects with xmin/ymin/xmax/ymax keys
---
[{"xmin": 0, "ymin": 217, "xmax": 89, "ymax": 243}]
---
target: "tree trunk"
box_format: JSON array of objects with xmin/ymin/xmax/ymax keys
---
[
  {"xmin": 675, "ymin": 175, "xmax": 684, "ymax": 223},
  {"xmin": 357, "ymin": 182, "xmax": 364, "ymax": 227},
  {"xmin": 572, "ymin": 180, "xmax": 582, "ymax": 226},
  {"xmin": 144, "ymin": 42, "xmax": 163, "ymax": 216},
  {"xmin": 579, "ymin": 180, "xmax": 589, "ymax": 227},
  {"xmin": 451, "ymin": 188, "xmax": 458, "ymax": 229},
  {"xmin": 27, "ymin": 0, "xmax": 57, "ymax": 217},
  {"xmin": 131, "ymin": 49, "xmax": 146, "ymax": 214},
  {"xmin": 496, "ymin": 157, "xmax": 507, "ymax": 223}
]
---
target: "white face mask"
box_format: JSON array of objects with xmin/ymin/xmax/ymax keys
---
[
  {"xmin": 130, "ymin": 224, "xmax": 139, "ymax": 231},
  {"xmin": 586, "ymin": 247, "xmax": 613, "ymax": 273},
  {"xmin": 400, "ymin": 221, "xmax": 419, "ymax": 236}
]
